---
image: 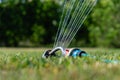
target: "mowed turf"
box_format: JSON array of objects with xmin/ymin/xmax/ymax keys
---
[{"xmin": 0, "ymin": 48, "xmax": 120, "ymax": 80}]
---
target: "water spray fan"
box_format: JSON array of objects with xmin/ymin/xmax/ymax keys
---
[
  {"xmin": 42, "ymin": 0, "xmax": 97, "ymax": 59},
  {"xmin": 42, "ymin": 0, "xmax": 120, "ymax": 64}
]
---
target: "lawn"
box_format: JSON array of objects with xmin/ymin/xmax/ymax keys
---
[{"xmin": 0, "ymin": 48, "xmax": 120, "ymax": 80}]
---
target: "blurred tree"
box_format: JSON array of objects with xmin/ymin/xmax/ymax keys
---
[
  {"xmin": 111, "ymin": 0, "xmax": 120, "ymax": 47},
  {"xmin": 29, "ymin": 0, "xmax": 60, "ymax": 45},
  {"xmin": 0, "ymin": 0, "xmax": 60, "ymax": 47},
  {"xmin": 88, "ymin": 0, "xmax": 120, "ymax": 47},
  {"xmin": 0, "ymin": 0, "xmax": 120, "ymax": 47}
]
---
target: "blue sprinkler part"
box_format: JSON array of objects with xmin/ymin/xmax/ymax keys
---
[
  {"xmin": 69, "ymin": 48, "xmax": 88, "ymax": 58},
  {"xmin": 71, "ymin": 49, "xmax": 80, "ymax": 58}
]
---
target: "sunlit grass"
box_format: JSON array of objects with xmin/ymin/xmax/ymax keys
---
[{"xmin": 0, "ymin": 48, "xmax": 120, "ymax": 80}]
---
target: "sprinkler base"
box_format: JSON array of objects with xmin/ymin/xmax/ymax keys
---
[{"xmin": 42, "ymin": 47, "xmax": 87, "ymax": 58}]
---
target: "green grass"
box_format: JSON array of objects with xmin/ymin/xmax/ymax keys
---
[{"xmin": 0, "ymin": 48, "xmax": 120, "ymax": 80}]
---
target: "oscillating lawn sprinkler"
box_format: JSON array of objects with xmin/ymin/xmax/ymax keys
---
[
  {"xmin": 42, "ymin": 47, "xmax": 120, "ymax": 64},
  {"xmin": 42, "ymin": 47, "xmax": 88, "ymax": 58},
  {"xmin": 42, "ymin": 0, "xmax": 119, "ymax": 64},
  {"xmin": 42, "ymin": 0, "xmax": 97, "ymax": 59}
]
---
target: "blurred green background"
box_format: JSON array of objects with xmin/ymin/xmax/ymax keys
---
[{"xmin": 0, "ymin": 0, "xmax": 120, "ymax": 48}]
